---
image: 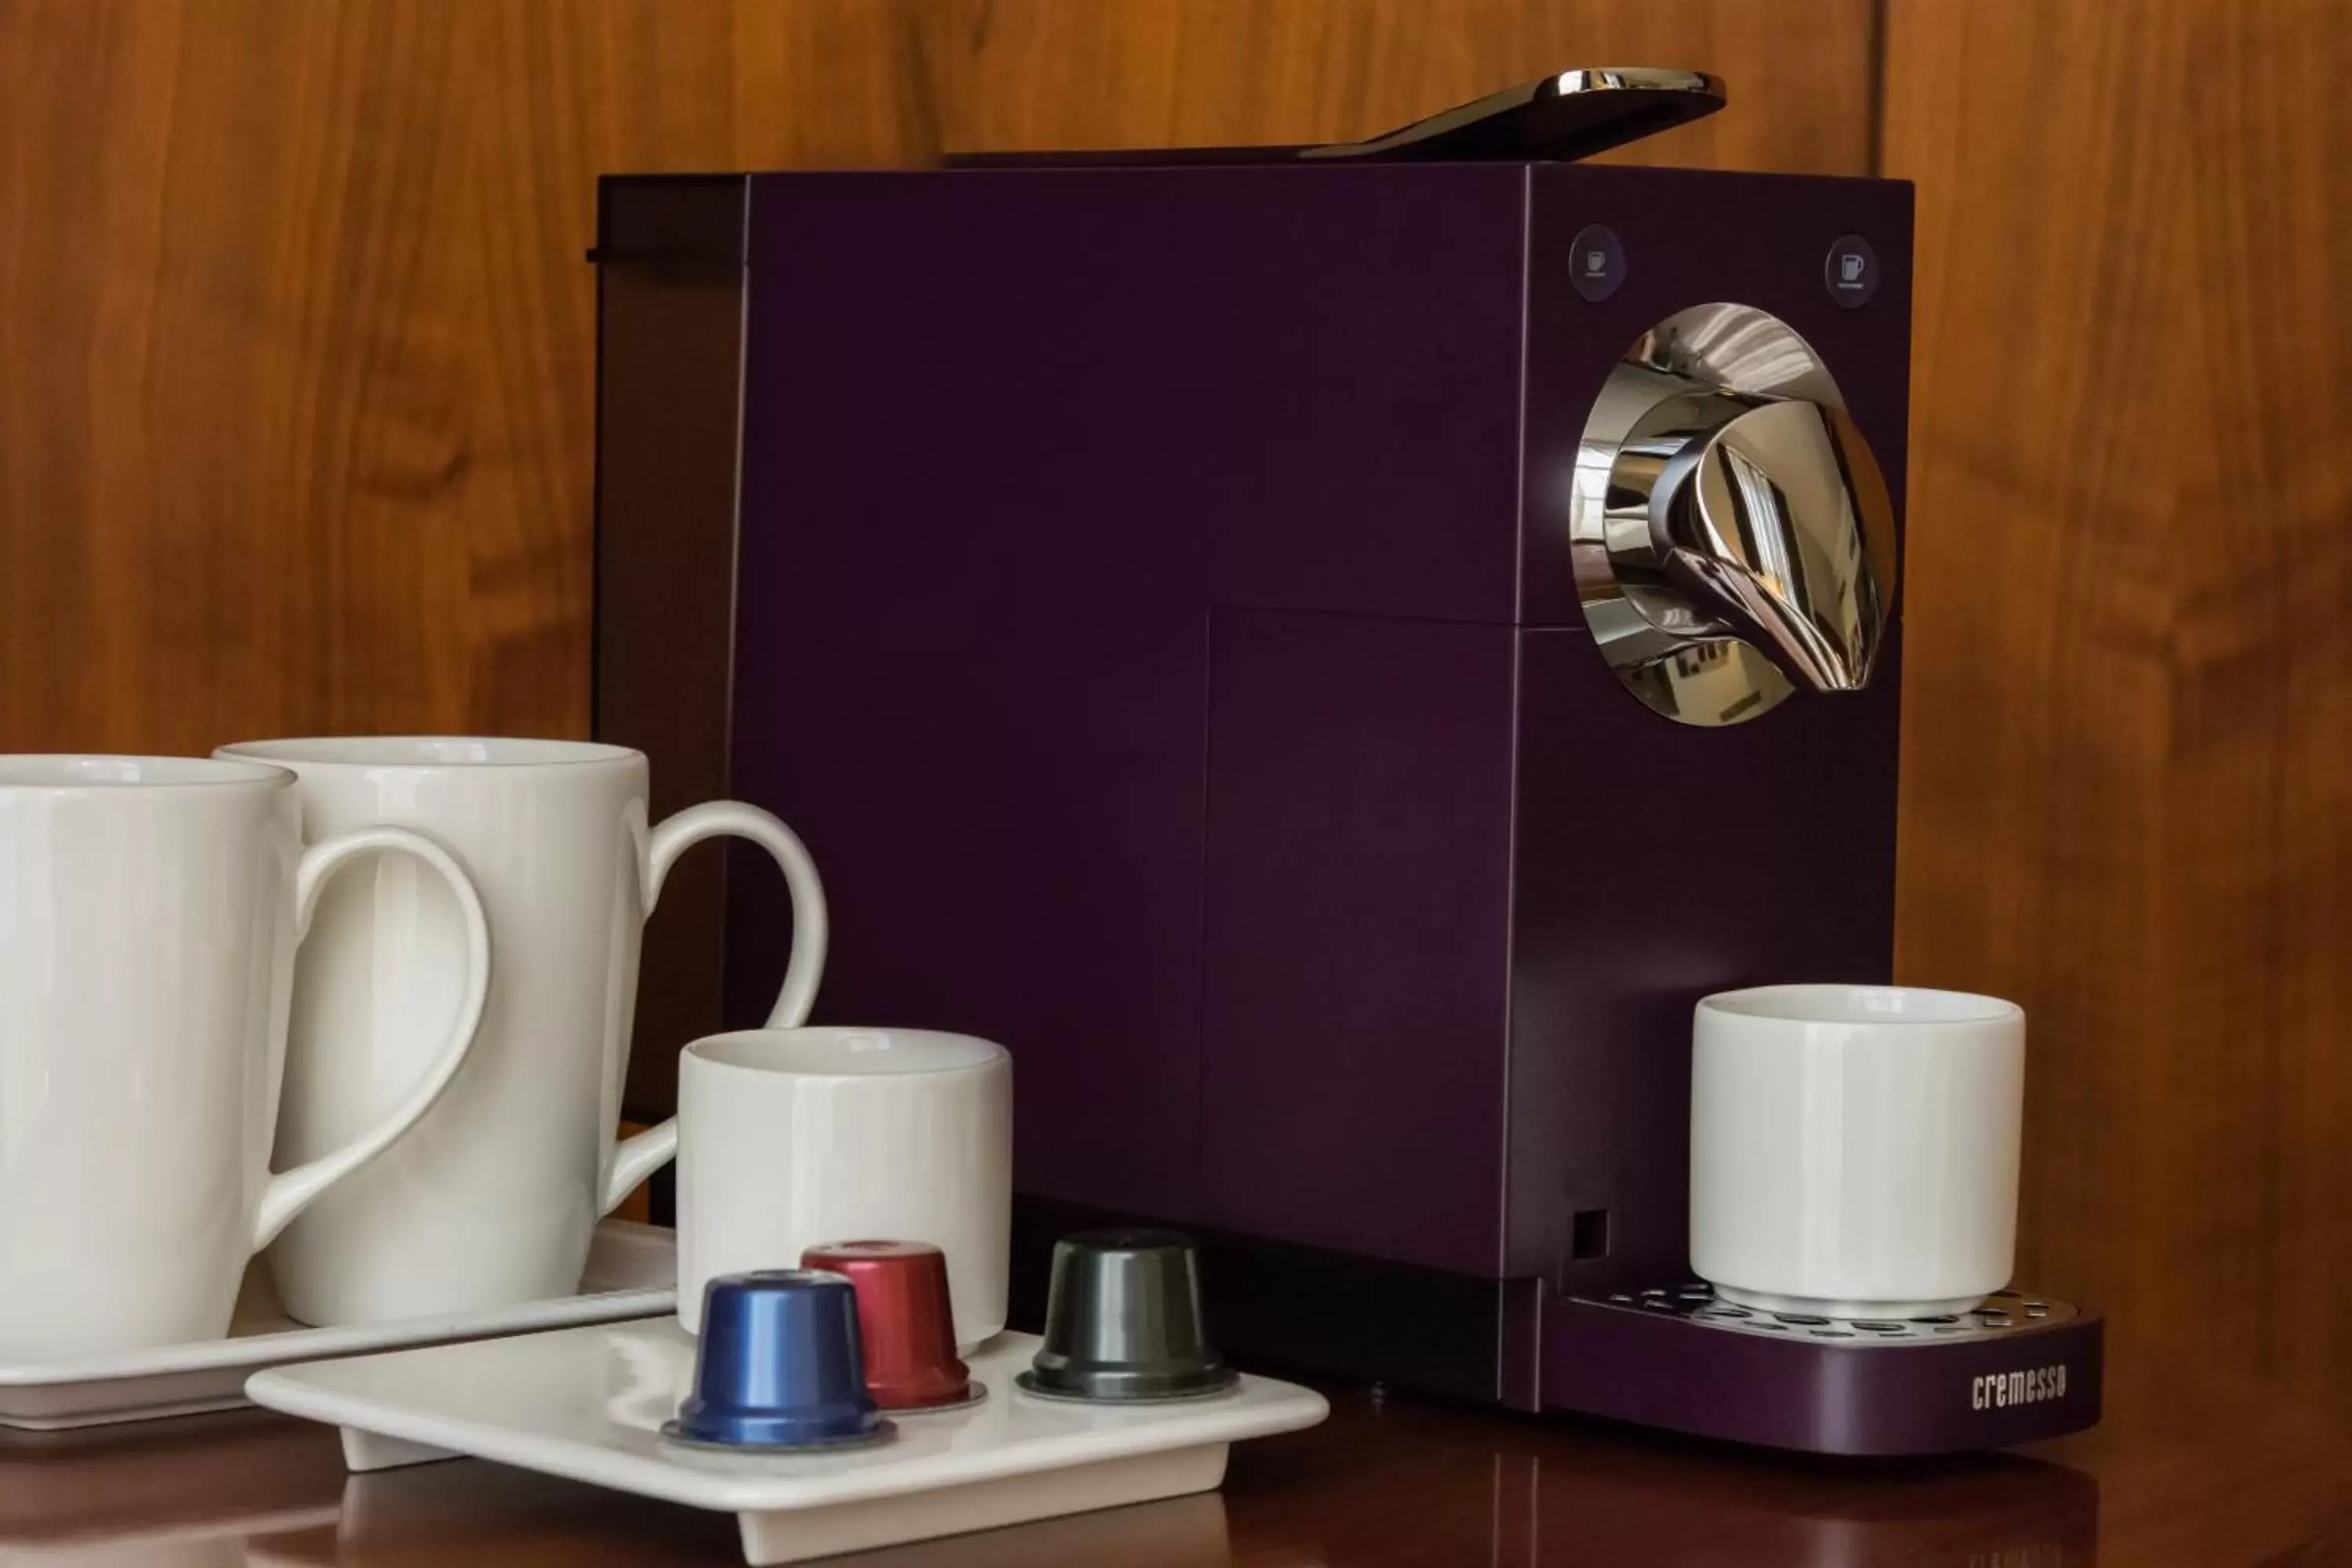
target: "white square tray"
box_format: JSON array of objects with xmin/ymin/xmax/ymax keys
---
[
  {"xmin": 246, "ymin": 1322, "xmax": 1329, "ymax": 1565},
  {"xmin": 0, "ymin": 1219, "xmax": 675, "ymax": 1431}
]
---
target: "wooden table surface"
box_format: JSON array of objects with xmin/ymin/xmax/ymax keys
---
[{"xmin": 3, "ymin": 1343, "xmax": 2347, "ymax": 1568}]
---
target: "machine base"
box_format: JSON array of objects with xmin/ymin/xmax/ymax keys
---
[
  {"xmin": 1545, "ymin": 1287, "xmax": 2103, "ymax": 1455},
  {"xmin": 1017, "ymin": 1200, "xmax": 2101, "ymax": 1454}
]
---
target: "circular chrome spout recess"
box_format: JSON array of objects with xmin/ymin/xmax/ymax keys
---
[{"xmin": 1570, "ymin": 303, "xmax": 1897, "ymax": 726}]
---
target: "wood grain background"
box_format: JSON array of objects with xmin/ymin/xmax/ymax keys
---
[
  {"xmin": 2, "ymin": 0, "xmax": 2345, "ymax": 1418},
  {"xmin": 1885, "ymin": 0, "xmax": 2352, "ymax": 1416}
]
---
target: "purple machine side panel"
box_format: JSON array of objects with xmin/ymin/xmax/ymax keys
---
[
  {"xmin": 1507, "ymin": 165, "xmax": 1913, "ymax": 1349},
  {"xmin": 728, "ymin": 166, "xmax": 1529, "ymax": 1253}
]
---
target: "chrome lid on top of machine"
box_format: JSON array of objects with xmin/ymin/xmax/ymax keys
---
[
  {"xmin": 1302, "ymin": 67, "xmax": 1725, "ymax": 163},
  {"xmin": 1570, "ymin": 302, "xmax": 1900, "ymax": 726},
  {"xmin": 947, "ymin": 66, "xmax": 1726, "ymax": 168}
]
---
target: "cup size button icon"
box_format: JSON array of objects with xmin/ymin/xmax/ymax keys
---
[
  {"xmin": 1824, "ymin": 234, "xmax": 1879, "ymax": 308},
  {"xmin": 1569, "ymin": 223, "xmax": 1627, "ymax": 302}
]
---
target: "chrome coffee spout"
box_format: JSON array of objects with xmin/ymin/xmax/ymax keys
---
[
  {"xmin": 1656, "ymin": 397, "xmax": 1893, "ymax": 692},
  {"xmin": 1570, "ymin": 304, "xmax": 1899, "ymax": 723}
]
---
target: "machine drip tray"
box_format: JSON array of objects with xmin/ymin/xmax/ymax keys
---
[
  {"xmin": 1595, "ymin": 1286, "xmax": 2078, "ymax": 1342},
  {"xmin": 1546, "ymin": 1287, "xmax": 2103, "ymax": 1455}
]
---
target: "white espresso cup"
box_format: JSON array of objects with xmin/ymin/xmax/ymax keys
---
[
  {"xmin": 677, "ymin": 1028, "xmax": 1012, "ymax": 1348},
  {"xmin": 215, "ymin": 736, "xmax": 827, "ymax": 1325},
  {"xmin": 1689, "ymin": 984, "xmax": 2026, "ymax": 1319},
  {"xmin": 0, "ymin": 756, "xmax": 488, "ymax": 1360}
]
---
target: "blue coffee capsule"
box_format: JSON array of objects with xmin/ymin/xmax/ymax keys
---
[{"xmin": 666, "ymin": 1269, "xmax": 893, "ymax": 1450}]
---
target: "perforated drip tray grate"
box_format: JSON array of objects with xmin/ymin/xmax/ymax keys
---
[{"xmin": 1573, "ymin": 1287, "xmax": 2075, "ymax": 1345}]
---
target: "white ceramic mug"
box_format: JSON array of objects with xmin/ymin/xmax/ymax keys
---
[
  {"xmin": 0, "ymin": 756, "xmax": 488, "ymax": 1360},
  {"xmin": 1689, "ymin": 984, "xmax": 2026, "ymax": 1318},
  {"xmin": 215, "ymin": 737, "xmax": 827, "ymax": 1324},
  {"xmin": 677, "ymin": 1028, "xmax": 1012, "ymax": 1348}
]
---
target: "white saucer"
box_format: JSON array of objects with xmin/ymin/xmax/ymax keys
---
[
  {"xmin": 246, "ymin": 1323, "xmax": 1328, "ymax": 1566},
  {"xmin": 0, "ymin": 1219, "xmax": 676, "ymax": 1431},
  {"xmin": 1709, "ymin": 1283, "xmax": 1994, "ymax": 1319}
]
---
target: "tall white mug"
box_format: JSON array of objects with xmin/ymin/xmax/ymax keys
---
[
  {"xmin": 0, "ymin": 756, "xmax": 488, "ymax": 1360},
  {"xmin": 677, "ymin": 1029, "xmax": 1012, "ymax": 1349},
  {"xmin": 216, "ymin": 737, "xmax": 827, "ymax": 1325},
  {"xmin": 1689, "ymin": 984, "xmax": 2026, "ymax": 1319}
]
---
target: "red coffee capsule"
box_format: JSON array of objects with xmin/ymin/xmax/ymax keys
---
[{"xmin": 799, "ymin": 1240, "xmax": 975, "ymax": 1410}]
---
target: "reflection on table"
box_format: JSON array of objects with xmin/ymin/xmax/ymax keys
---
[{"xmin": 0, "ymin": 1338, "xmax": 2347, "ymax": 1566}]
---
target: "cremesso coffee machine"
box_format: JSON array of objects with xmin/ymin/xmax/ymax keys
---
[{"xmin": 590, "ymin": 69, "xmax": 2103, "ymax": 1455}]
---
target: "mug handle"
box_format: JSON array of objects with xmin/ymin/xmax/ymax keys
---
[
  {"xmin": 249, "ymin": 826, "xmax": 492, "ymax": 1252},
  {"xmin": 597, "ymin": 800, "xmax": 828, "ymax": 1215}
]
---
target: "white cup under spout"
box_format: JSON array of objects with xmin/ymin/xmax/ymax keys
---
[{"xmin": 1689, "ymin": 984, "xmax": 2025, "ymax": 1319}]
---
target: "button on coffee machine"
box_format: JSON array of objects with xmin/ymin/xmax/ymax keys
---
[{"xmin": 592, "ymin": 67, "xmax": 2101, "ymax": 1457}]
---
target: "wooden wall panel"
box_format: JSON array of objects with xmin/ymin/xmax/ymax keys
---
[
  {"xmin": 1885, "ymin": 0, "xmax": 2352, "ymax": 1413},
  {"xmin": 0, "ymin": 0, "xmax": 1867, "ymax": 754},
  {"xmin": 0, "ymin": 2, "xmax": 485, "ymax": 749},
  {"xmin": 0, "ymin": 0, "xmax": 935, "ymax": 753}
]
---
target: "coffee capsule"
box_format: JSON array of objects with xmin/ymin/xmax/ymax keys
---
[
  {"xmin": 802, "ymin": 1240, "xmax": 981, "ymax": 1411},
  {"xmin": 666, "ymin": 1269, "xmax": 891, "ymax": 1450},
  {"xmin": 1018, "ymin": 1229, "xmax": 1239, "ymax": 1403}
]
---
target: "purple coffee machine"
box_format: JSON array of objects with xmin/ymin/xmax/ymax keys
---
[{"xmin": 590, "ymin": 70, "xmax": 2102, "ymax": 1455}]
